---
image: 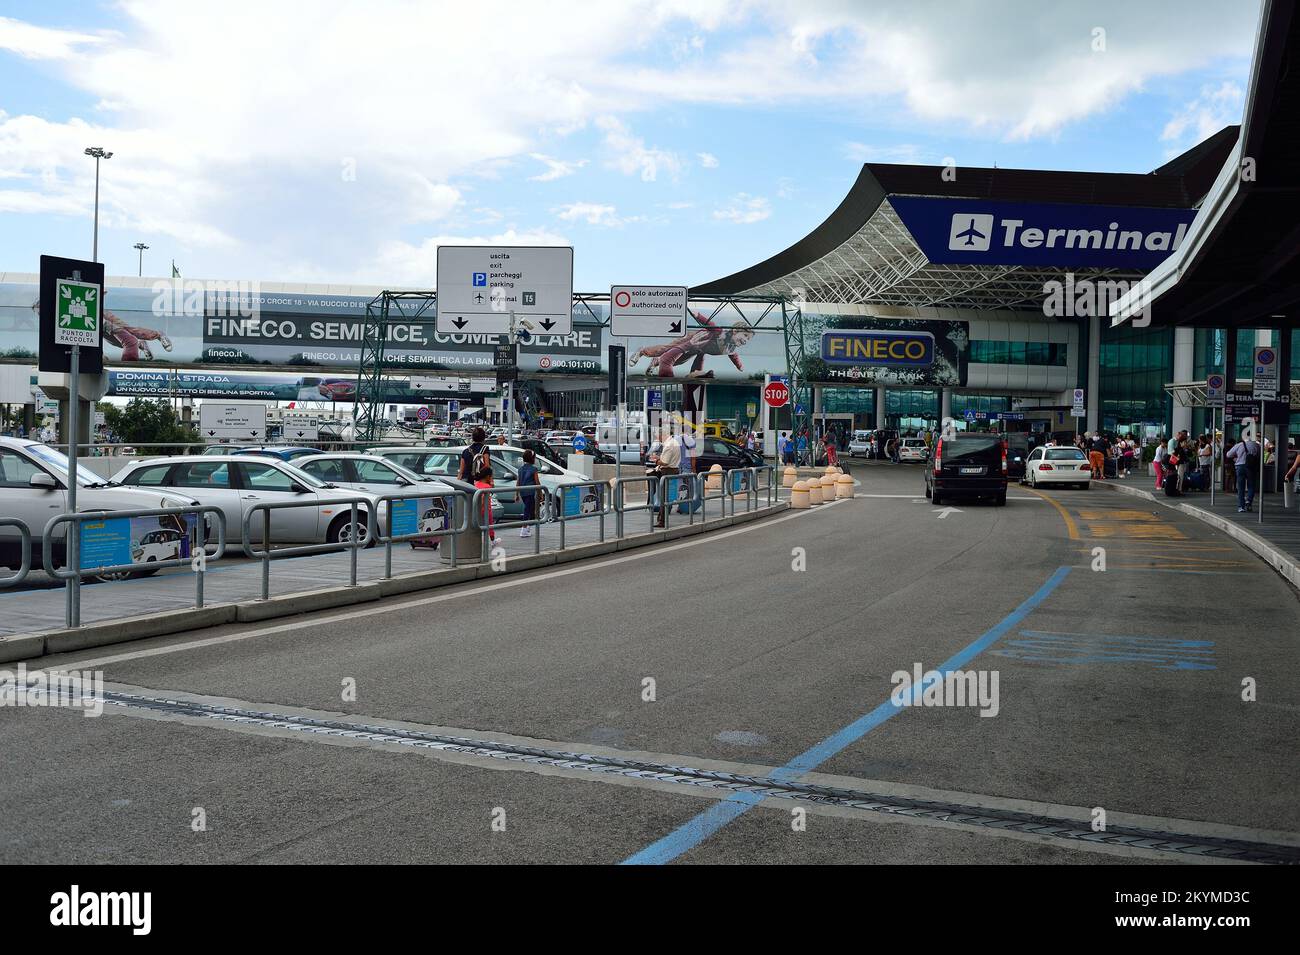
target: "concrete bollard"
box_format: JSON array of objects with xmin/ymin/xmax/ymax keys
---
[
  {"xmin": 782, "ymin": 465, "xmax": 798, "ymax": 488},
  {"xmin": 836, "ymin": 473, "xmax": 854, "ymax": 498},
  {"xmin": 791, "ymin": 480, "xmax": 811, "ymax": 508},
  {"xmin": 706, "ymin": 463, "xmax": 724, "ymax": 492},
  {"xmin": 820, "ymin": 475, "xmax": 838, "ymax": 499},
  {"xmin": 807, "ymin": 478, "xmax": 823, "ymax": 505}
]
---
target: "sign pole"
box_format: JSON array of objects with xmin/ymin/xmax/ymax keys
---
[
  {"xmin": 67, "ymin": 340, "xmax": 80, "ymax": 628},
  {"xmin": 1210, "ymin": 404, "xmax": 1216, "ymax": 508},
  {"xmin": 508, "ymin": 310, "xmax": 517, "ymax": 440},
  {"xmin": 1259, "ymin": 400, "xmax": 1265, "ymax": 525}
]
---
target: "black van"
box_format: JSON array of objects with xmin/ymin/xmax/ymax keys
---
[{"xmin": 924, "ymin": 435, "xmax": 1008, "ymax": 506}]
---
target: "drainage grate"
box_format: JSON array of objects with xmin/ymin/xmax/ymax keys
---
[{"xmin": 102, "ymin": 689, "xmax": 1300, "ymax": 865}]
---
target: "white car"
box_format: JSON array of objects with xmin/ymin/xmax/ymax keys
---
[
  {"xmin": 0, "ymin": 437, "xmax": 202, "ymax": 579},
  {"xmin": 848, "ymin": 430, "xmax": 873, "ymax": 457},
  {"xmin": 376, "ymin": 444, "xmax": 601, "ymax": 518},
  {"xmin": 293, "ymin": 453, "xmax": 459, "ymax": 499},
  {"xmin": 1024, "ymin": 446, "xmax": 1092, "ymax": 488},
  {"xmin": 112, "ymin": 454, "xmax": 382, "ymax": 546},
  {"xmin": 133, "ymin": 528, "xmax": 185, "ymax": 563},
  {"xmin": 898, "ymin": 438, "xmax": 928, "ymax": 462}
]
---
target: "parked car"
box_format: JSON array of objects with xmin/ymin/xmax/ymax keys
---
[
  {"xmin": 376, "ymin": 444, "xmax": 601, "ymax": 518},
  {"xmin": 689, "ymin": 436, "xmax": 765, "ymax": 474},
  {"xmin": 239, "ymin": 446, "xmax": 320, "ymax": 462},
  {"xmin": 133, "ymin": 527, "xmax": 186, "ymax": 563},
  {"xmin": 0, "ymin": 437, "xmax": 203, "ymax": 579},
  {"xmin": 112, "ymin": 454, "xmax": 380, "ymax": 546},
  {"xmin": 923, "ymin": 435, "xmax": 1008, "ymax": 506},
  {"xmin": 848, "ymin": 430, "xmax": 874, "ymax": 457},
  {"xmin": 1004, "ymin": 433, "xmax": 1030, "ymax": 481},
  {"xmin": 898, "ymin": 437, "xmax": 928, "ymax": 463},
  {"xmin": 1024, "ymin": 446, "xmax": 1092, "ymax": 489}
]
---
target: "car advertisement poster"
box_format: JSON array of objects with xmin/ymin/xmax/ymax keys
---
[
  {"xmin": 2, "ymin": 279, "xmax": 964, "ymax": 387},
  {"xmin": 388, "ymin": 496, "xmax": 450, "ymax": 539},
  {"xmin": 79, "ymin": 513, "xmax": 198, "ymax": 569},
  {"xmin": 105, "ymin": 369, "xmax": 490, "ymax": 403},
  {"xmin": 556, "ymin": 483, "xmax": 604, "ymax": 517}
]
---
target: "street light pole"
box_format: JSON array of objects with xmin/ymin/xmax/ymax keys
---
[
  {"xmin": 84, "ymin": 146, "xmax": 114, "ymax": 262},
  {"xmin": 134, "ymin": 242, "xmax": 149, "ymax": 276}
]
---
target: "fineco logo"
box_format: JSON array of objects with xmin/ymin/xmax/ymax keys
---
[
  {"xmin": 948, "ymin": 211, "xmax": 1189, "ymax": 255},
  {"xmin": 948, "ymin": 213, "xmax": 993, "ymax": 251}
]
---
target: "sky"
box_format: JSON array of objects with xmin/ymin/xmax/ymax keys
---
[{"xmin": 0, "ymin": 0, "xmax": 1259, "ymax": 292}]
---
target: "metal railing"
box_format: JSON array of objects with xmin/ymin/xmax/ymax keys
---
[
  {"xmin": 470, "ymin": 484, "xmax": 556, "ymax": 558},
  {"xmin": 374, "ymin": 488, "xmax": 472, "ymax": 576},
  {"xmin": 612, "ymin": 474, "xmax": 658, "ymax": 538},
  {"xmin": 42, "ymin": 505, "xmax": 228, "ymax": 625},
  {"xmin": 241, "ymin": 496, "xmax": 375, "ymax": 600},
  {"xmin": 550, "ymin": 479, "xmax": 611, "ymax": 549},
  {"xmin": 0, "ymin": 518, "xmax": 32, "ymax": 588}
]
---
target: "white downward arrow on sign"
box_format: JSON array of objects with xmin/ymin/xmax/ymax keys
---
[{"xmin": 936, "ymin": 507, "xmax": 963, "ymax": 518}]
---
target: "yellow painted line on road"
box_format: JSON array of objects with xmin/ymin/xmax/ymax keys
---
[{"xmin": 1021, "ymin": 485, "xmax": 1080, "ymax": 539}]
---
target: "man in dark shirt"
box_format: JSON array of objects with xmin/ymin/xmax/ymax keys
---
[{"xmin": 459, "ymin": 426, "xmax": 489, "ymax": 482}]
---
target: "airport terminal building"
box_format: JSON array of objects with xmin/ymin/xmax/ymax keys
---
[{"xmin": 2, "ymin": 129, "xmax": 1295, "ymax": 441}]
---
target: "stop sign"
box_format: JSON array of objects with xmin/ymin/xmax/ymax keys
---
[{"xmin": 764, "ymin": 381, "xmax": 790, "ymax": 407}]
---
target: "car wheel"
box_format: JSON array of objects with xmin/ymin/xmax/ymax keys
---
[
  {"xmin": 924, "ymin": 483, "xmax": 931, "ymax": 499},
  {"xmin": 995, "ymin": 492, "xmax": 1007, "ymax": 507},
  {"xmin": 328, "ymin": 514, "xmax": 368, "ymax": 546},
  {"xmin": 931, "ymin": 491, "xmax": 943, "ymax": 506}
]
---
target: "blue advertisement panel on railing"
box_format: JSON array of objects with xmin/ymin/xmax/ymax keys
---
[
  {"xmin": 557, "ymin": 484, "xmax": 604, "ymax": 517},
  {"xmin": 80, "ymin": 513, "xmax": 197, "ymax": 568},
  {"xmin": 889, "ymin": 197, "xmax": 1197, "ymax": 270},
  {"xmin": 388, "ymin": 495, "xmax": 450, "ymax": 538}
]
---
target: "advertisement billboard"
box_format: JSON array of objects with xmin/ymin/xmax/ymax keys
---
[{"xmin": 2, "ymin": 279, "xmax": 968, "ymax": 388}]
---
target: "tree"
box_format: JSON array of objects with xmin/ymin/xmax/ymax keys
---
[{"xmin": 101, "ymin": 399, "xmax": 196, "ymax": 452}]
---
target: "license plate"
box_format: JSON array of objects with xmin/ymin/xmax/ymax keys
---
[{"xmin": 960, "ymin": 466, "xmax": 984, "ymax": 474}]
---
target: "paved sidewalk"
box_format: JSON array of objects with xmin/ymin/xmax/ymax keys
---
[{"xmin": 0, "ymin": 494, "xmax": 775, "ymax": 637}]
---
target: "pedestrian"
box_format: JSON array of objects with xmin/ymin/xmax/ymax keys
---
[
  {"xmin": 677, "ymin": 427, "xmax": 699, "ymax": 515},
  {"xmin": 651, "ymin": 428, "xmax": 681, "ymax": 527},
  {"xmin": 517, "ymin": 449, "xmax": 540, "ymax": 538},
  {"xmin": 1197, "ymin": 435, "xmax": 1213, "ymax": 490},
  {"xmin": 887, "ymin": 435, "xmax": 900, "ymax": 464},
  {"xmin": 796, "ymin": 430, "xmax": 808, "ymax": 466},
  {"xmin": 1224, "ymin": 428, "xmax": 1260, "ymax": 513},
  {"xmin": 780, "ymin": 432, "xmax": 794, "ymax": 465},
  {"xmin": 1088, "ymin": 431, "xmax": 1107, "ymax": 480},
  {"xmin": 826, "ymin": 435, "xmax": 839, "ymax": 468},
  {"xmin": 473, "ymin": 461, "xmax": 496, "ymax": 542},
  {"xmin": 1120, "ymin": 434, "xmax": 1136, "ymax": 478},
  {"xmin": 1153, "ymin": 435, "xmax": 1168, "ymax": 491},
  {"xmin": 459, "ymin": 426, "xmax": 491, "ymax": 483}
]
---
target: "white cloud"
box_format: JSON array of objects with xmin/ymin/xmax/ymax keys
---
[
  {"xmin": 0, "ymin": 16, "xmax": 109, "ymax": 60},
  {"xmin": 0, "ymin": 0, "xmax": 1258, "ymax": 280},
  {"xmin": 596, "ymin": 115, "xmax": 683, "ymax": 181},
  {"xmin": 527, "ymin": 153, "xmax": 589, "ymax": 182},
  {"xmin": 1162, "ymin": 81, "xmax": 1244, "ymax": 145},
  {"xmin": 697, "ymin": 151, "xmax": 719, "ymax": 168},
  {"xmin": 712, "ymin": 193, "xmax": 770, "ymax": 224},
  {"xmin": 554, "ymin": 201, "xmax": 625, "ymax": 226}
]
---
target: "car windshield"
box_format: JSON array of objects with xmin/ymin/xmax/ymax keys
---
[
  {"xmin": 940, "ymin": 437, "xmax": 1002, "ymax": 464},
  {"xmin": 275, "ymin": 461, "xmax": 329, "ymax": 488},
  {"xmin": 26, "ymin": 444, "xmax": 108, "ymax": 486}
]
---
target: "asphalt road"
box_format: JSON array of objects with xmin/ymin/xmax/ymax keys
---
[{"xmin": 3, "ymin": 463, "xmax": 1298, "ymax": 864}]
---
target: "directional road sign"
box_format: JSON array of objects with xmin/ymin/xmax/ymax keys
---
[
  {"xmin": 609, "ymin": 285, "xmax": 688, "ymax": 337},
  {"xmin": 436, "ymin": 246, "xmax": 573, "ymax": 335},
  {"xmin": 200, "ymin": 403, "xmax": 266, "ymax": 442}
]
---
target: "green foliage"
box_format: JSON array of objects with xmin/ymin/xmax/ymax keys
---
[{"xmin": 100, "ymin": 399, "xmax": 195, "ymax": 452}]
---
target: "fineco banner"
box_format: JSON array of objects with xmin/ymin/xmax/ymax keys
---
[
  {"xmin": 889, "ymin": 197, "xmax": 1197, "ymax": 270},
  {"xmin": 0, "ymin": 280, "xmax": 943, "ymax": 386},
  {"xmin": 801, "ymin": 315, "xmax": 967, "ymax": 387}
]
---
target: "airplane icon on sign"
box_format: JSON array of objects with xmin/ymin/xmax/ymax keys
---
[
  {"xmin": 474, "ymin": 292, "xmax": 484, "ymax": 304},
  {"xmin": 947, "ymin": 213, "xmax": 994, "ymax": 251}
]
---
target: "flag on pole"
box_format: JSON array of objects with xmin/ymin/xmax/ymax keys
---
[{"xmin": 171, "ymin": 260, "xmax": 180, "ymax": 278}]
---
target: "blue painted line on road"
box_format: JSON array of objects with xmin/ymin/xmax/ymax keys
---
[{"xmin": 621, "ymin": 564, "xmax": 1073, "ymax": 865}]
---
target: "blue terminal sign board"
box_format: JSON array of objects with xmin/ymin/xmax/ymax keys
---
[
  {"xmin": 889, "ymin": 197, "xmax": 1197, "ymax": 269},
  {"xmin": 821, "ymin": 330, "xmax": 934, "ymax": 367}
]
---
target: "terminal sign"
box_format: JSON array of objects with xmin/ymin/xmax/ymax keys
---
[{"xmin": 821, "ymin": 330, "xmax": 934, "ymax": 366}]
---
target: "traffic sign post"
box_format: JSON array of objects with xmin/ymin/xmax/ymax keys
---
[
  {"xmin": 199, "ymin": 403, "xmax": 267, "ymax": 443},
  {"xmin": 609, "ymin": 285, "xmax": 687, "ymax": 338},
  {"xmin": 435, "ymin": 246, "xmax": 573, "ymax": 335},
  {"xmin": 283, "ymin": 414, "xmax": 320, "ymax": 442},
  {"xmin": 1252, "ymin": 346, "xmax": 1278, "ymax": 401},
  {"xmin": 763, "ymin": 380, "xmax": 790, "ymax": 408},
  {"xmin": 42, "ymin": 256, "xmax": 106, "ymax": 629}
]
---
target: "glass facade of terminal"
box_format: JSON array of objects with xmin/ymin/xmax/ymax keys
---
[
  {"xmin": 968, "ymin": 342, "xmax": 1068, "ymax": 366},
  {"xmin": 1099, "ymin": 324, "xmax": 1173, "ymax": 434}
]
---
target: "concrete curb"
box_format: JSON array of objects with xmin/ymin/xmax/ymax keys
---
[
  {"xmin": 10, "ymin": 501, "xmax": 791, "ymax": 661},
  {"xmin": 1096, "ymin": 482, "xmax": 1299, "ymax": 591},
  {"xmin": 35, "ymin": 605, "xmax": 240, "ymax": 657}
]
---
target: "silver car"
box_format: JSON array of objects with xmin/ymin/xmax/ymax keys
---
[
  {"xmin": 112, "ymin": 454, "xmax": 381, "ymax": 546},
  {"xmin": 0, "ymin": 437, "xmax": 202, "ymax": 579}
]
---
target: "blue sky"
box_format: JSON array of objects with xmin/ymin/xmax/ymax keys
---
[{"xmin": 0, "ymin": 1, "xmax": 1258, "ymax": 291}]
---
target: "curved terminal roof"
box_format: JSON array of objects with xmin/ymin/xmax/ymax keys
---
[{"xmin": 692, "ymin": 127, "xmax": 1238, "ymax": 310}]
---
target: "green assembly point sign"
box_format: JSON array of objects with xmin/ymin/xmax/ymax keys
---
[{"xmin": 55, "ymin": 278, "xmax": 101, "ymax": 347}]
